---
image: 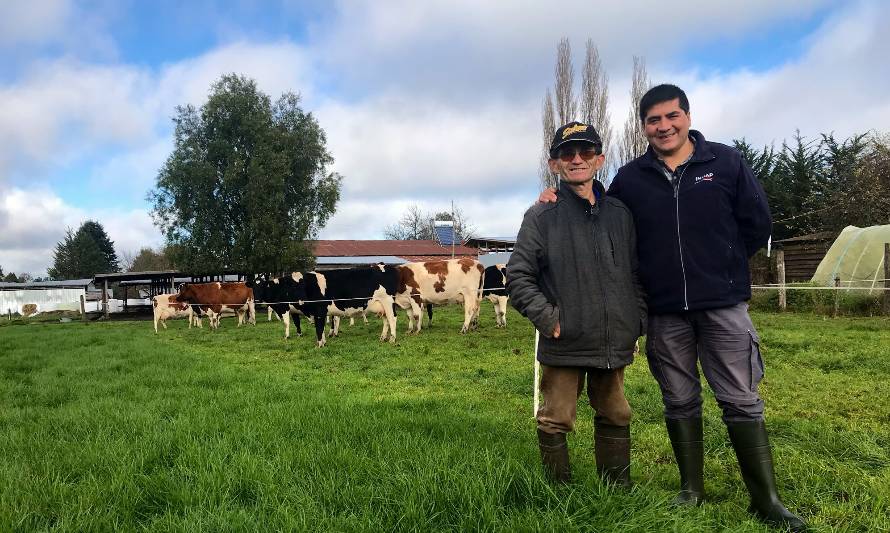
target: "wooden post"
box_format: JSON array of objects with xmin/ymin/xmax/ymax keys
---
[
  {"xmin": 833, "ymin": 276, "xmax": 841, "ymax": 318},
  {"xmin": 884, "ymin": 243, "xmax": 890, "ymax": 315},
  {"xmin": 80, "ymin": 294, "xmax": 87, "ymax": 322},
  {"xmin": 776, "ymin": 249, "xmax": 787, "ymax": 311},
  {"xmin": 102, "ymin": 279, "xmax": 109, "ymax": 319}
]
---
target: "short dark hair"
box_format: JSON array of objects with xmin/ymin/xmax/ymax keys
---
[{"xmin": 639, "ymin": 84, "xmax": 689, "ymax": 122}]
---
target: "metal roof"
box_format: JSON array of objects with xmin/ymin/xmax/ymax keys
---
[
  {"xmin": 0, "ymin": 278, "xmax": 94, "ymax": 290},
  {"xmin": 315, "ymin": 256, "xmax": 408, "ymax": 265},
  {"xmin": 93, "ymin": 270, "xmax": 181, "ymax": 283},
  {"xmin": 313, "ymin": 240, "xmax": 478, "ymax": 257},
  {"xmin": 478, "ymin": 252, "xmax": 512, "ymax": 268}
]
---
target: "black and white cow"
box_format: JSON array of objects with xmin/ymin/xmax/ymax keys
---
[
  {"xmin": 482, "ymin": 264, "xmax": 509, "ymax": 327},
  {"xmin": 304, "ymin": 266, "xmax": 399, "ymax": 346},
  {"xmin": 251, "ymin": 274, "xmax": 305, "ymax": 339},
  {"xmin": 254, "ymin": 265, "xmax": 400, "ymax": 347}
]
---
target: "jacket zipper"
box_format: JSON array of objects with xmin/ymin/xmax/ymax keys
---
[
  {"xmin": 674, "ymin": 164, "xmax": 690, "ymax": 310},
  {"xmin": 590, "ymin": 205, "xmax": 611, "ymax": 368}
]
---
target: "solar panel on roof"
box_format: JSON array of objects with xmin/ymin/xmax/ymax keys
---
[{"xmin": 435, "ymin": 225, "xmax": 461, "ymax": 246}]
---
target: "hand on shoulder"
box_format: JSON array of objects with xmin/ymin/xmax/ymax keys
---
[{"xmin": 538, "ymin": 187, "xmax": 558, "ymax": 204}]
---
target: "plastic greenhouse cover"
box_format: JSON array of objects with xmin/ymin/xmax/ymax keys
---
[{"xmin": 811, "ymin": 224, "xmax": 890, "ymax": 292}]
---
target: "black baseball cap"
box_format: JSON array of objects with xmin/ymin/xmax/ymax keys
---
[{"xmin": 549, "ymin": 121, "xmax": 602, "ymax": 158}]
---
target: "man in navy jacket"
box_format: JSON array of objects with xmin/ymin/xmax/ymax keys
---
[{"xmin": 539, "ymin": 85, "xmax": 805, "ymax": 531}]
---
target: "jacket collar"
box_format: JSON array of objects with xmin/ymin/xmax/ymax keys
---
[
  {"xmin": 639, "ymin": 129, "xmax": 715, "ymax": 170},
  {"xmin": 557, "ymin": 179, "xmax": 605, "ymax": 213}
]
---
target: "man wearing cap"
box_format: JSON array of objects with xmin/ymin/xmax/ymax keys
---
[
  {"xmin": 506, "ymin": 122, "xmax": 647, "ymax": 486},
  {"xmin": 538, "ymin": 85, "xmax": 805, "ymax": 531}
]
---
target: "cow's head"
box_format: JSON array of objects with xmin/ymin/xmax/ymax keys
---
[{"xmin": 175, "ymin": 284, "xmax": 196, "ymax": 302}]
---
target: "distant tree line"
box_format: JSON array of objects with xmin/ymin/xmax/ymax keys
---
[
  {"xmin": 734, "ymin": 131, "xmax": 890, "ymax": 240},
  {"xmin": 0, "ymin": 266, "xmax": 32, "ymax": 283},
  {"xmin": 383, "ymin": 205, "xmax": 475, "ymax": 242}
]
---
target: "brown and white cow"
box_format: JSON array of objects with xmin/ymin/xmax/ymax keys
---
[
  {"xmin": 393, "ymin": 258, "xmax": 484, "ymax": 334},
  {"xmin": 152, "ymin": 293, "xmax": 201, "ymax": 333},
  {"xmin": 174, "ymin": 282, "xmax": 255, "ymax": 330}
]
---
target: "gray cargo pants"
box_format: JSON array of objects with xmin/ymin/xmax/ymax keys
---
[{"xmin": 645, "ymin": 302, "xmax": 765, "ymax": 422}]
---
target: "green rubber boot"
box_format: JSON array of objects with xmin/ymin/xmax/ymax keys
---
[
  {"xmin": 666, "ymin": 417, "xmax": 705, "ymax": 505},
  {"xmin": 727, "ymin": 420, "xmax": 807, "ymax": 532},
  {"xmin": 537, "ymin": 428, "xmax": 571, "ymax": 484},
  {"xmin": 594, "ymin": 422, "xmax": 631, "ymax": 488}
]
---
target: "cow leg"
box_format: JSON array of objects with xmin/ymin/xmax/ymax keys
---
[
  {"xmin": 294, "ymin": 312, "xmax": 302, "ymax": 336},
  {"xmin": 409, "ymin": 299, "xmax": 422, "ymax": 333},
  {"xmin": 248, "ymin": 299, "xmax": 256, "ymax": 325},
  {"xmin": 314, "ymin": 314, "xmax": 327, "ymax": 347},
  {"xmin": 268, "ymin": 307, "xmax": 275, "ymax": 322},
  {"xmin": 283, "ymin": 309, "xmax": 291, "ymax": 339},
  {"xmin": 379, "ymin": 307, "xmax": 390, "ymax": 341},
  {"xmin": 349, "ymin": 316, "xmax": 355, "ymax": 326},
  {"xmin": 378, "ymin": 296, "xmax": 397, "ymax": 343},
  {"xmin": 498, "ymin": 296, "xmax": 508, "ymax": 327},
  {"xmin": 332, "ymin": 316, "xmax": 341, "ymax": 337},
  {"xmin": 426, "ymin": 303, "xmax": 434, "ymax": 328},
  {"xmin": 460, "ymin": 294, "xmax": 478, "ymax": 333},
  {"xmin": 153, "ymin": 314, "xmax": 160, "ymax": 334},
  {"xmin": 363, "ymin": 312, "xmax": 369, "ymax": 324},
  {"xmin": 405, "ymin": 308, "xmax": 415, "ymax": 333}
]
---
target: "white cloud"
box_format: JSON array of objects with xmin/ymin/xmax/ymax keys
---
[
  {"xmin": 0, "ymin": 187, "xmax": 161, "ymax": 277},
  {"xmin": 0, "ymin": 41, "xmax": 315, "ymax": 185},
  {"xmin": 2, "ymin": 0, "xmax": 887, "ymax": 273},
  {"xmin": 318, "ymin": 194, "xmax": 531, "ymax": 240},
  {"xmin": 677, "ymin": 0, "xmax": 890, "ymax": 146},
  {"xmin": 317, "ymin": 93, "xmax": 540, "ymax": 201},
  {"xmin": 0, "ymin": 0, "xmax": 72, "ymax": 47}
]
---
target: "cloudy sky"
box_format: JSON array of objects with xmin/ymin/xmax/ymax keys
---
[{"xmin": 1, "ymin": 0, "xmax": 888, "ymax": 277}]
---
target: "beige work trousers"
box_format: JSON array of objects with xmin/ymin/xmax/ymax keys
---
[{"xmin": 536, "ymin": 365, "xmax": 631, "ymax": 434}]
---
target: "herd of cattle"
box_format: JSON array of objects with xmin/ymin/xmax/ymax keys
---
[{"xmin": 152, "ymin": 258, "xmax": 509, "ymax": 347}]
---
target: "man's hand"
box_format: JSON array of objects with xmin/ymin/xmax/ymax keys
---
[
  {"xmin": 552, "ymin": 322, "xmax": 560, "ymax": 339},
  {"xmin": 538, "ymin": 187, "xmax": 558, "ymax": 203}
]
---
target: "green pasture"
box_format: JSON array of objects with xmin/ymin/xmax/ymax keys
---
[{"xmin": 1, "ymin": 307, "xmax": 888, "ymax": 532}]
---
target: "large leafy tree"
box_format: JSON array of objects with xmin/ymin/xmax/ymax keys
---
[
  {"xmin": 128, "ymin": 247, "xmax": 173, "ymax": 272},
  {"xmin": 47, "ymin": 221, "xmax": 120, "ymax": 279},
  {"xmin": 149, "ymin": 74, "xmax": 341, "ymax": 274}
]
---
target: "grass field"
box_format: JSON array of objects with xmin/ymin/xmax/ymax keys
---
[{"xmin": 1, "ymin": 306, "xmax": 889, "ymax": 532}]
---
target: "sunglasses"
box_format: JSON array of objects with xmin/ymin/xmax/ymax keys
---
[{"xmin": 556, "ymin": 146, "xmax": 601, "ymax": 162}]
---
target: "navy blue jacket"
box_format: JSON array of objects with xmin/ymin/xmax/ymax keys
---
[{"xmin": 608, "ymin": 130, "xmax": 771, "ymax": 314}]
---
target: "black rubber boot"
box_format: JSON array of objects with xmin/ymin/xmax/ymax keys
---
[
  {"xmin": 594, "ymin": 422, "xmax": 631, "ymax": 488},
  {"xmin": 727, "ymin": 420, "xmax": 807, "ymax": 532},
  {"xmin": 666, "ymin": 417, "xmax": 705, "ymax": 505},
  {"xmin": 537, "ymin": 429, "xmax": 571, "ymax": 483}
]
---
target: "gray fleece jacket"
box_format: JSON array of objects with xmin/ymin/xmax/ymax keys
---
[{"xmin": 506, "ymin": 182, "xmax": 647, "ymax": 369}]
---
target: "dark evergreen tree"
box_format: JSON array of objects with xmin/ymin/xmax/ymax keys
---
[
  {"xmin": 47, "ymin": 222, "xmax": 119, "ymax": 279},
  {"xmin": 78, "ymin": 220, "xmax": 119, "ymax": 272}
]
